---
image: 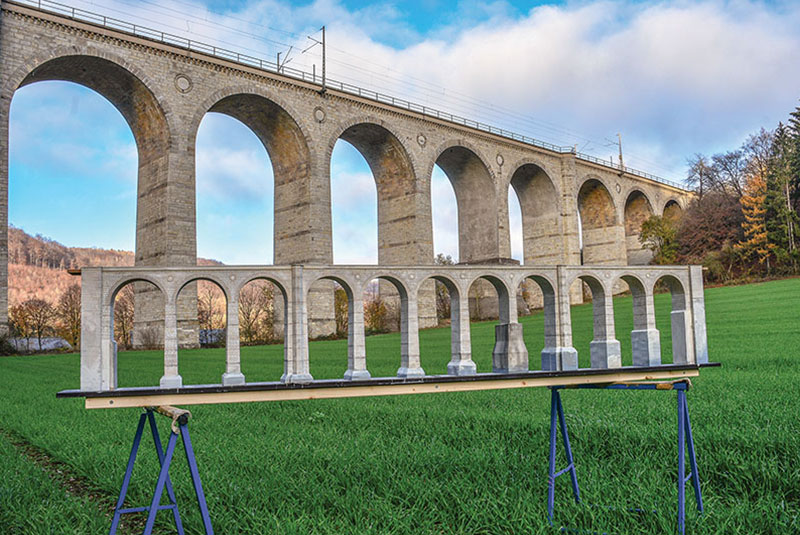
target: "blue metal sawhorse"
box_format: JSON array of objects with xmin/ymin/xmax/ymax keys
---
[
  {"xmin": 109, "ymin": 406, "xmax": 214, "ymax": 535},
  {"xmin": 547, "ymin": 379, "xmax": 703, "ymax": 534}
]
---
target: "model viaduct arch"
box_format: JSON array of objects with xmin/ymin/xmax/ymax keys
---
[{"xmin": 0, "ymin": 0, "xmax": 691, "ymax": 341}]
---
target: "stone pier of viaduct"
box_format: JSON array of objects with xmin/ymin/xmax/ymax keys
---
[{"xmin": 0, "ymin": 0, "xmax": 691, "ymax": 342}]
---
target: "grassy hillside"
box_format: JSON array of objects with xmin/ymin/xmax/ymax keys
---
[{"xmin": 0, "ymin": 278, "xmax": 798, "ymax": 534}]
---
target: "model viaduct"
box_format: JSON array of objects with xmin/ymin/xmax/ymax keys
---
[{"xmin": 0, "ymin": 0, "xmax": 691, "ymax": 341}]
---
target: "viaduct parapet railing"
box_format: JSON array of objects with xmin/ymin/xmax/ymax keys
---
[
  {"xmin": 8, "ymin": 0, "xmax": 686, "ymax": 192},
  {"xmin": 79, "ymin": 264, "xmax": 708, "ymax": 392}
]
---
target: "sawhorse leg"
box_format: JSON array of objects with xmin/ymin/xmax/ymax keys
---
[
  {"xmin": 547, "ymin": 382, "xmax": 703, "ymax": 534},
  {"xmin": 109, "ymin": 408, "xmax": 214, "ymax": 535},
  {"xmin": 677, "ymin": 385, "xmax": 703, "ymax": 535},
  {"xmin": 547, "ymin": 387, "xmax": 580, "ymax": 524}
]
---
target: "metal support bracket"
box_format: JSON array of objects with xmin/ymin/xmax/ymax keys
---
[
  {"xmin": 546, "ymin": 380, "xmax": 703, "ymax": 535},
  {"xmin": 109, "ymin": 407, "xmax": 214, "ymax": 535}
]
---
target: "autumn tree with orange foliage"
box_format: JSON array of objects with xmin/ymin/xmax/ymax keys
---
[{"xmin": 736, "ymin": 173, "xmax": 774, "ymax": 273}]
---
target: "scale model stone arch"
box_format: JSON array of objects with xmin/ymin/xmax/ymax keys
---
[
  {"xmin": 417, "ymin": 273, "xmax": 477, "ymax": 376},
  {"xmin": 516, "ymin": 273, "xmax": 560, "ymax": 369},
  {"xmin": 565, "ymin": 271, "xmax": 621, "ymax": 369},
  {"xmin": 466, "ymin": 273, "xmax": 529, "ymax": 373},
  {"xmin": 78, "ymin": 264, "xmax": 709, "ymax": 393},
  {"xmin": 95, "ymin": 275, "xmax": 168, "ymax": 392},
  {"xmin": 653, "ymin": 274, "xmax": 694, "ymax": 365},
  {"xmin": 616, "ymin": 273, "xmax": 660, "ymax": 367}
]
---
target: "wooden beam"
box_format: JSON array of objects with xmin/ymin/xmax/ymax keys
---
[{"xmin": 84, "ymin": 368, "xmax": 699, "ymax": 409}]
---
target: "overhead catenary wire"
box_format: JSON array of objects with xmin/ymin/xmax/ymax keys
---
[{"xmin": 61, "ymin": 0, "xmax": 684, "ymax": 180}]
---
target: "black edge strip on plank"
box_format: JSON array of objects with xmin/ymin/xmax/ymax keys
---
[{"xmin": 56, "ymin": 363, "xmax": 718, "ymax": 400}]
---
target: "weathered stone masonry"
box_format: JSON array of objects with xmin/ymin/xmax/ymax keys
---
[{"xmin": 0, "ymin": 1, "xmax": 692, "ymax": 339}]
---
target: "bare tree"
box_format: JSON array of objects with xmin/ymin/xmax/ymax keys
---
[
  {"xmin": 57, "ymin": 283, "xmax": 81, "ymax": 349},
  {"xmin": 22, "ymin": 298, "xmax": 56, "ymax": 351},
  {"xmin": 114, "ymin": 285, "xmax": 135, "ymax": 349},
  {"xmin": 9, "ymin": 303, "xmax": 32, "ymax": 350},
  {"xmin": 334, "ymin": 284, "xmax": 348, "ymax": 337},
  {"xmin": 258, "ymin": 283, "xmax": 275, "ymax": 342},
  {"xmin": 239, "ymin": 283, "xmax": 266, "ymax": 345},
  {"xmin": 434, "ymin": 253, "xmax": 455, "ymax": 323},
  {"xmin": 743, "ymin": 128, "xmax": 774, "ymax": 180},
  {"xmin": 686, "ymin": 154, "xmax": 714, "ymax": 198},
  {"xmin": 364, "ymin": 292, "xmax": 389, "ymax": 334},
  {"xmin": 197, "ymin": 282, "xmax": 225, "ymax": 332},
  {"xmin": 712, "ymin": 150, "xmax": 748, "ymax": 199}
]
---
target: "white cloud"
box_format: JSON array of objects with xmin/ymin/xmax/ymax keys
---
[
  {"xmin": 431, "ymin": 166, "xmax": 458, "ymax": 261},
  {"xmin": 313, "ymin": 0, "xmax": 800, "ymax": 176},
  {"xmin": 331, "ymin": 167, "xmax": 377, "ymax": 263},
  {"xmin": 68, "ymin": 0, "xmax": 800, "ymax": 179}
]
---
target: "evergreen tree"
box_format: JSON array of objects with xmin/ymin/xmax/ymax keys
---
[
  {"xmin": 788, "ymin": 103, "xmax": 800, "ymax": 211},
  {"xmin": 764, "ymin": 123, "xmax": 799, "ymax": 270}
]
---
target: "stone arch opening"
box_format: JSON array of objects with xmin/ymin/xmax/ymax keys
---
[
  {"xmin": 360, "ymin": 274, "xmax": 420, "ymax": 378},
  {"xmin": 417, "ymin": 274, "xmax": 475, "ymax": 375},
  {"xmin": 171, "ymin": 277, "xmax": 228, "ymax": 385},
  {"xmin": 577, "ymin": 179, "xmax": 624, "ymax": 266},
  {"xmin": 335, "ymin": 123, "xmax": 420, "ymax": 263},
  {"xmin": 16, "ymin": 56, "xmax": 172, "ymax": 265},
  {"xmin": 198, "ymin": 92, "xmax": 316, "ymax": 339},
  {"xmin": 466, "ymin": 274, "xmax": 527, "ymax": 373},
  {"xmin": 195, "ymin": 114, "xmax": 274, "ymax": 264},
  {"xmin": 431, "ymin": 166, "xmax": 459, "ymax": 261},
  {"xmin": 435, "ymin": 146, "xmax": 500, "ymax": 263},
  {"xmin": 624, "ymin": 191, "xmax": 655, "ymax": 265},
  {"xmin": 654, "ymin": 275, "xmax": 692, "ymax": 365},
  {"xmin": 307, "ymin": 275, "xmax": 364, "ymax": 380},
  {"xmin": 664, "ymin": 200, "xmax": 683, "ymax": 222},
  {"xmin": 7, "ymin": 54, "xmax": 174, "ymax": 345},
  {"xmin": 199, "ymin": 93, "xmax": 311, "ymax": 263},
  {"xmin": 516, "ymin": 275, "xmax": 557, "ymax": 370},
  {"xmin": 507, "ymin": 188, "xmax": 524, "ymax": 265},
  {"xmin": 619, "ymin": 274, "xmax": 661, "ymax": 367},
  {"xmin": 110, "ymin": 279, "xmax": 164, "ymax": 388},
  {"xmin": 510, "ymin": 164, "xmax": 560, "ymax": 264},
  {"xmin": 609, "ymin": 274, "xmax": 661, "ymax": 367},
  {"xmin": 331, "ymin": 123, "xmax": 436, "ymax": 330},
  {"xmin": 568, "ymin": 274, "xmax": 621, "ymax": 369},
  {"xmin": 237, "ymin": 277, "xmax": 288, "ymax": 382}
]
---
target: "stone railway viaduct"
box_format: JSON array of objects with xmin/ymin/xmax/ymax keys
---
[{"xmin": 0, "ymin": 0, "xmax": 691, "ymax": 341}]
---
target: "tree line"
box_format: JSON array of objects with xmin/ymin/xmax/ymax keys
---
[
  {"xmin": 8, "ymin": 284, "xmax": 81, "ymax": 351},
  {"xmin": 641, "ymin": 104, "xmax": 800, "ymax": 282}
]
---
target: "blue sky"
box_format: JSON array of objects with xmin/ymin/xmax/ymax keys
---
[{"xmin": 9, "ymin": 0, "xmax": 800, "ymax": 264}]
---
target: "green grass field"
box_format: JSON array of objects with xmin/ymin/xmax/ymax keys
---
[{"xmin": 1, "ymin": 278, "xmax": 799, "ymax": 534}]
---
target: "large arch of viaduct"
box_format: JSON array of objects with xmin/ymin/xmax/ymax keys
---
[{"xmin": 0, "ymin": 1, "xmax": 691, "ymax": 341}]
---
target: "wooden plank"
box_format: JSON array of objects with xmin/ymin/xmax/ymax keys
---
[{"xmin": 84, "ymin": 368, "xmax": 699, "ymax": 409}]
